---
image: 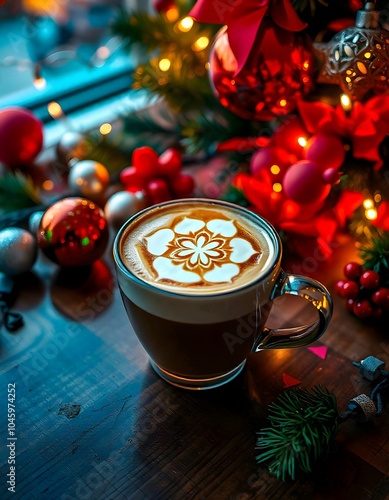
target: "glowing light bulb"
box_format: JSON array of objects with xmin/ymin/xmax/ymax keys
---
[
  {"xmin": 273, "ymin": 183, "xmax": 282, "ymax": 193},
  {"xmin": 340, "ymin": 93, "xmax": 352, "ymax": 112},
  {"xmin": 363, "ymin": 199, "xmax": 374, "ymax": 209},
  {"xmin": 279, "ymin": 99, "xmax": 287, "ymax": 108},
  {"xmin": 166, "ymin": 7, "xmax": 179, "ymax": 22},
  {"xmin": 297, "ymin": 137, "xmax": 307, "ymax": 147},
  {"xmin": 159, "ymin": 58, "xmax": 171, "ymax": 71},
  {"xmin": 365, "ymin": 208, "xmax": 378, "ymax": 220},
  {"xmin": 99, "ymin": 123, "xmax": 112, "ymax": 135},
  {"xmin": 47, "ymin": 101, "xmax": 63, "ymax": 119},
  {"xmin": 42, "ymin": 180, "xmax": 54, "ymax": 191},
  {"xmin": 33, "ymin": 77, "xmax": 46, "ymax": 90},
  {"xmin": 178, "ymin": 17, "xmax": 194, "ymax": 32},
  {"xmin": 192, "ymin": 36, "xmax": 209, "ymax": 52},
  {"xmin": 270, "ymin": 165, "xmax": 281, "ymax": 175}
]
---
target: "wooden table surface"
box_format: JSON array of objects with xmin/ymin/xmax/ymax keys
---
[{"xmin": 1, "ymin": 232, "xmax": 388, "ymax": 500}]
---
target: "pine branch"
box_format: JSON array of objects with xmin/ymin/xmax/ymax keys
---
[
  {"xmin": 256, "ymin": 387, "xmax": 339, "ymax": 481},
  {"xmin": 0, "ymin": 172, "xmax": 41, "ymax": 215},
  {"xmin": 359, "ymin": 233, "xmax": 389, "ymax": 284}
]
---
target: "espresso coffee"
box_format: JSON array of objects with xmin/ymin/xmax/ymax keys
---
[
  {"xmin": 120, "ymin": 201, "xmax": 275, "ymax": 295},
  {"xmin": 114, "ymin": 199, "xmax": 332, "ymax": 390}
]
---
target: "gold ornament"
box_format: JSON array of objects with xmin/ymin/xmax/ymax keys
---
[{"xmin": 314, "ymin": 2, "xmax": 389, "ymax": 100}]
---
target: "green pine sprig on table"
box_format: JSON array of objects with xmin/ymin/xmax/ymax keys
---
[
  {"xmin": 256, "ymin": 386, "xmax": 339, "ymax": 481},
  {"xmin": 0, "ymin": 172, "xmax": 41, "ymax": 215}
]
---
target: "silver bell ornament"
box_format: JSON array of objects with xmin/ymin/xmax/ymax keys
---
[
  {"xmin": 68, "ymin": 160, "xmax": 110, "ymax": 199},
  {"xmin": 104, "ymin": 190, "xmax": 147, "ymax": 229},
  {"xmin": 0, "ymin": 228, "xmax": 38, "ymax": 276}
]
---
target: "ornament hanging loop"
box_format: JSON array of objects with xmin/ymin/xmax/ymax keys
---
[{"xmin": 356, "ymin": 2, "xmax": 379, "ymax": 29}]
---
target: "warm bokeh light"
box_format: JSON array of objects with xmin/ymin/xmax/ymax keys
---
[
  {"xmin": 374, "ymin": 193, "xmax": 381, "ymax": 203},
  {"xmin": 279, "ymin": 99, "xmax": 287, "ymax": 108},
  {"xmin": 340, "ymin": 93, "xmax": 352, "ymax": 111},
  {"xmin": 365, "ymin": 208, "xmax": 378, "ymax": 220},
  {"xmin": 192, "ymin": 36, "xmax": 209, "ymax": 52},
  {"xmin": 47, "ymin": 101, "xmax": 63, "ymax": 119},
  {"xmin": 178, "ymin": 17, "xmax": 194, "ymax": 32},
  {"xmin": 297, "ymin": 137, "xmax": 307, "ymax": 147},
  {"xmin": 99, "ymin": 123, "xmax": 112, "ymax": 135},
  {"xmin": 96, "ymin": 46, "xmax": 110, "ymax": 60},
  {"xmin": 363, "ymin": 199, "xmax": 374, "ymax": 209},
  {"xmin": 159, "ymin": 58, "xmax": 171, "ymax": 71},
  {"xmin": 42, "ymin": 180, "xmax": 54, "ymax": 191},
  {"xmin": 273, "ymin": 183, "xmax": 282, "ymax": 192},
  {"xmin": 33, "ymin": 77, "xmax": 46, "ymax": 90},
  {"xmin": 270, "ymin": 165, "xmax": 281, "ymax": 175},
  {"xmin": 166, "ymin": 7, "xmax": 179, "ymax": 22}
]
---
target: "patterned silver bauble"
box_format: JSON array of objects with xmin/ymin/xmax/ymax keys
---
[
  {"xmin": 68, "ymin": 160, "xmax": 110, "ymax": 199},
  {"xmin": 104, "ymin": 190, "xmax": 147, "ymax": 229},
  {"xmin": 0, "ymin": 228, "xmax": 38, "ymax": 276},
  {"xmin": 56, "ymin": 131, "xmax": 90, "ymax": 166}
]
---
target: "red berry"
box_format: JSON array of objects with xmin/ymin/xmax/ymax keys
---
[
  {"xmin": 335, "ymin": 280, "xmax": 346, "ymax": 295},
  {"xmin": 120, "ymin": 166, "xmax": 146, "ymax": 188},
  {"xmin": 372, "ymin": 287, "xmax": 389, "ymax": 309},
  {"xmin": 147, "ymin": 178, "xmax": 171, "ymax": 204},
  {"xmin": 171, "ymin": 173, "xmax": 195, "ymax": 197},
  {"xmin": 345, "ymin": 298, "xmax": 355, "ymax": 312},
  {"xmin": 157, "ymin": 149, "xmax": 182, "ymax": 178},
  {"xmin": 360, "ymin": 270, "xmax": 380, "ymax": 290},
  {"xmin": 132, "ymin": 146, "xmax": 159, "ymax": 179},
  {"xmin": 353, "ymin": 300, "xmax": 373, "ymax": 318},
  {"xmin": 343, "ymin": 262, "xmax": 362, "ymax": 281},
  {"xmin": 341, "ymin": 281, "xmax": 359, "ymax": 299}
]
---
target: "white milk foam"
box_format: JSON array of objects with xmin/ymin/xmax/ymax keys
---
[{"xmin": 120, "ymin": 202, "xmax": 275, "ymax": 295}]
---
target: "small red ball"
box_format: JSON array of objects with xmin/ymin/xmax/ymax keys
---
[
  {"xmin": 0, "ymin": 107, "xmax": 43, "ymax": 167},
  {"xmin": 322, "ymin": 168, "xmax": 341, "ymax": 185},
  {"xmin": 304, "ymin": 134, "xmax": 345, "ymax": 171},
  {"xmin": 171, "ymin": 173, "xmax": 195, "ymax": 198},
  {"xmin": 342, "ymin": 281, "xmax": 360, "ymax": 299},
  {"xmin": 283, "ymin": 160, "xmax": 330, "ymax": 205},
  {"xmin": 147, "ymin": 178, "xmax": 171, "ymax": 204},
  {"xmin": 372, "ymin": 287, "xmax": 389, "ymax": 309},
  {"xmin": 157, "ymin": 148, "xmax": 182, "ymax": 178},
  {"xmin": 353, "ymin": 300, "xmax": 373, "ymax": 318},
  {"xmin": 250, "ymin": 147, "xmax": 290, "ymax": 179},
  {"xmin": 343, "ymin": 262, "xmax": 362, "ymax": 281},
  {"xmin": 132, "ymin": 146, "xmax": 159, "ymax": 179},
  {"xmin": 360, "ymin": 270, "xmax": 380, "ymax": 290},
  {"xmin": 37, "ymin": 197, "xmax": 109, "ymax": 267}
]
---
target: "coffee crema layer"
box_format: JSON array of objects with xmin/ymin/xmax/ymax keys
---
[{"xmin": 120, "ymin": 201, "xmax": 275, "ymax": 295}]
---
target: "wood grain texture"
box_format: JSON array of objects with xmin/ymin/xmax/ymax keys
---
[{"xmin": 0, "ymin": 234, "xmax": 388, "ymax": 500}]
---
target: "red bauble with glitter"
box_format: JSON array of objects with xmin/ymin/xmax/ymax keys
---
[
  {"xmin": 0, "ymin": 107, "xmax": 43, "ymax": 167},
  {"xmin": 37, "ymin": 197, "xmax": 109, "ymax": 267},
  {"xmin": 208, "ymin": 21, "xmax": 315, "ymax": 121}
]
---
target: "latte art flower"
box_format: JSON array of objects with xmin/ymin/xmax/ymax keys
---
[
  {"xmin": 144, "ymin": 216, "xmax": 260, "ymax": 284},
  {"xmin": 170, "ymin": 232, "xmax": 226, "ymax": 269}
]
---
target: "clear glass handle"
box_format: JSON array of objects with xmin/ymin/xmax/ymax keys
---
[{"xmin": 254, "ymin": 270, "xmax": 333, "ymax": 351}]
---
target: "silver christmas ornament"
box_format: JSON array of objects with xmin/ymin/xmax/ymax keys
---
[
  {"xmin": 0, "ymin": 228, "xmax": 38, "ymax": 276},
  {"xmin": 28, "ymin": 211, "xmax": 44, "ymax": 235},
  {"xmin": 104, "ymin": 190, "xmax": 147, "ymax": 229},
  {"xmin": 56, "ymin": 131, "xmax": 89, "ymax": 166},
  {"xmin": 68, "ymin": 160, "xmax": 110, "ymax": 199}
]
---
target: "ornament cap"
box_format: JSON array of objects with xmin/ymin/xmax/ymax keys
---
[{"xmin": 356, "ymin": 2, "xmax": 380, "ymax": 29}]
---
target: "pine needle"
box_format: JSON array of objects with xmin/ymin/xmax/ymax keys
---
[{"xmin": 0, "ymin": 172, "xmax": 41, "ymax": 214}]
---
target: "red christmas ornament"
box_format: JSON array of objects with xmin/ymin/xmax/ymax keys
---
[
  {"xmin": 283, "ymin": 160, "xmax": 331, "ymax": 205},
  {"xmin": 208, "ymin": 22, "xmax": 315, "ymax": 121},
  {"xmin": 250, "ymin": 147, "xmax": 291, "ymax": 181},
  {"xmin": 37, "ymin": 197, "xmax": 109, "ymax": 267},
  {"xmin": 304, "ymin": 134, "xmax": 345, "ymax": 171},
  {"xmin": 0, "ymin": 107, "xmax": 43, "ymax": 167},
  {"xmin": 153, "ymin": 0, "xmax": 175, "ymax": 13}
]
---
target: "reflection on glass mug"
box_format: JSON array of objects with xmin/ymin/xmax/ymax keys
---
[{"xmin": 114, "ymin": 199, "xmax": 333, "ymax": 390}]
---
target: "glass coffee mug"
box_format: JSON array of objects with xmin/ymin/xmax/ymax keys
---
[{"xmin": 113, "ymin": 199, "xmax": 332, "ymax": 390}]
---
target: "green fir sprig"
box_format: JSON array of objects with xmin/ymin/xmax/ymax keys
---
[
  {"xmin": 256, "ymin": 386, "xmax": 339, "ymax": 481},
  {"xmin": 0, "ymin": 172, "xmax": 41, "ymax": 215},
  {"xmin": 359, "ymin": 233, "xmax": 389, "ymax": 286}
]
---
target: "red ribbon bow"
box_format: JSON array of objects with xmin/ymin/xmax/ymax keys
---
[{"xmin": 189, "ymin": 0, "xmax": 306, "ymax": 75}]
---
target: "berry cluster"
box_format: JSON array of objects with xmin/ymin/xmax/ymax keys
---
[
  {"xmin": 120, "ymin": 146, "xmax": 195, "ymax": 204},
  {"xmin": 335, "ymin": 262, "xmax": 389, "ymax": 318}
]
